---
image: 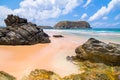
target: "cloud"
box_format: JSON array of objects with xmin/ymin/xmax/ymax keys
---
[
  {"xmin": 80, "ymin": 13, "xmax": 88, "ymax": 20},
  {"xmin": 88, "ymin": 0, "xmax": 120, "ymax": 21},
  {"xmin": 102, "ymin": 16, "xmax": 108, "ymax": 20},
  {"xmin": 0, "ymin": 0, "xmax": 83, "ymax": 26},
  {"xmin": 0, "ymin": 6, "xmax": 13, "ymax": 26},
  {"xmin": 115, "ymin": 14, "xmax": 120, "ymax": 20},
  {"xmin": 83, "ymin": 0, "xmax": 91, "ymax": 8},
  {"xmin": 73, "ymin": 14, "xmax": 79, "ymax": 17},
  {"xmin": 62, "ymin": 0, "xmax": 81, "ymax": 14}
]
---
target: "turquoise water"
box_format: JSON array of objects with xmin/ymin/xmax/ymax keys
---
[{"xmin": 45, "ymin": 28, "xmax": 120, "ymax": 43}]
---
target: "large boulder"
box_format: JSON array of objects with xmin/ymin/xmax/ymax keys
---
[
  {"xmin": 54, "ymin": 21, "xmax": 91, "ymax": 29},
  {"xmin": 0, "ymin": 14, "xmax": 50, "ymax": 45},
  {"xmin": 75, "ymin": 38, "xmax": 120, "ymax": 65},
  {"xmin": 0, "ymin": 71, "xmax": 16, "ymax": 80}
]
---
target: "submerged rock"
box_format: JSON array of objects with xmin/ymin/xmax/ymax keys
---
[
  {"xmin": 75, "ymin": 38, "xmax": 120, "ymax": 66},
  {"xmin": 0, "ymin": 71, "xmax": 16, "ymax": 80},
  {"xmin": 54, "ymin": 21, "xmax": 91, "ymax": 29},
  {"xmin": 0, "ymin": 14, "xmax": 50, "ymax": 45}
]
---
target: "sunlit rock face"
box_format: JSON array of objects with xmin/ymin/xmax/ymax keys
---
[
  {"xmin": 0, "ymin": 14, "xmax": 50, "ymax": 45},
  {"xmin": 0, "ymin": 71, "xmax": 16, "ymax": 80},
  {"xmin": 75, "ymin": 38, "xmax": 120, "ymax": 66}
]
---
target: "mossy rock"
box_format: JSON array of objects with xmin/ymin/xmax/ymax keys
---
[
  {"xmin": 26, "ymin": 69, "xmax": 62, "ymax": 80},
  {"xmin": 0, "ymin": 71, "xmax": 16, "ymax": 80},
  {"xmin": 63, "ymin": 71, "xmax": 113, "ymax": 80}
]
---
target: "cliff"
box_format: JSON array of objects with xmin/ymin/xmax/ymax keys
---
[{"xmin": 54, "ymin": 21, "xmax": 91, "ymax": 29}]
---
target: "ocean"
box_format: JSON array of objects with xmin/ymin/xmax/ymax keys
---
[{"xmin": 45, "ymin": 28, "xmax": 120, "ymax": 44}]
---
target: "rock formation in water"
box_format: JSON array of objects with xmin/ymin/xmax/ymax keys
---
[
  {"xmin": 0, "ymin": 14, "xmax": 50, "ymax": 45},
  {"xmin": 54, "ymin": 21, "xmax": 91, "ymax": 29},
  {"xmin": 38, "ymin": 26, "xmax": 53, "ymax": 29},
  {"xmin": 0, "ymin": 71, "xmax": 16, "ymax": 80},
  {"xmin": 75, "ymin": 38, "xmax": 120, "ymax": 65}
]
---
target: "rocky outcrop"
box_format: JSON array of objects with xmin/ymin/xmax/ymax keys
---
[
  {"xmin": 75, "ymin": 38, "xmax": 120, "ymax": 66},
  {"xmin": 4, "ymin": 15, "xmax": 27, "ymax": 27},
  {"xmin": 38, "ymin": 26, "xmax": 53, "ymax": 29},
  {"xmin": 25, "ymin": 69, "xmax": 61, "ymax": 80},
  {"xmin": 53, "ymin": 35, "xmax": 64, "ymax": 38},
  {"xmin": 0, "ymin": 14, "xmax": 50, "ymax": 45},
  {"xmin": 0, "ymin": 71, "xmax": 16, "ymax": 80},
  {"xmin": 54, "ymin": 21, "xmax": 91, "ymax": 29}
]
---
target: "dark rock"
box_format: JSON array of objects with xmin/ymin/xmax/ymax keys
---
[
  {"xmin": 75, "ymin": 38, "xmax": 120, "ymax": 66},
  {"xmin": 38, "ymin": 26, "xmax": 53, "ymax": 29},
  {"xmin": 54, "ymin": 21, "xmax": 91, "ymax": 29},
  {"xmin": 0, "ymin": 14, "xmax": 50, "ymax": 45},
  {"xmin": 53, "ymin": 35, "xmax": 64, "ymax": 38},
  {"xmin": 0, "ymin": 71, "xmax": 16, "ymax": 80},
  {"xmin": 4, "ymin": 14, "xmax": 27, "ymax": 27}
]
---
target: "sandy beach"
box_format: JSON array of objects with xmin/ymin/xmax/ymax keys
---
[{"xmin": 0, "ymin": 30, "xmax": 86, "ymax": 80}]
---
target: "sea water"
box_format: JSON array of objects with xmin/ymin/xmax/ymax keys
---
[{"xmin": 45, "ymin": 28, "xmax": 120, "ymax": 44}]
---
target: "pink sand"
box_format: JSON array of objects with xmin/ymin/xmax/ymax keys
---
[{"xmin": 0, "ymin": 31, "xmax": 86, "ymax": 79}]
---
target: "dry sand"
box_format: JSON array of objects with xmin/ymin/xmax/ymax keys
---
[{"xmin": 0, "ymin": 30, "xmax": 86, "ymax": 79}]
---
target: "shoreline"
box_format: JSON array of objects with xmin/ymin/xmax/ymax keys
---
[
  {"xmin": 0, "ymin": 30, "xmax": 119, "ymax": 79},
  {"xmin": 0, "ymin": 31, "xmax": 86, "ymax": 80}
]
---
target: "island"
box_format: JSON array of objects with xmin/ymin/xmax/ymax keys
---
[{"xmin": 54, "ymin": 21, "xmax": 91, "ymax": 29}]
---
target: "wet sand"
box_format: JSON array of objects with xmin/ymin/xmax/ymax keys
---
[{"xmin": 0, "ymin": 30, "xmax": 86, "ymax": 80}]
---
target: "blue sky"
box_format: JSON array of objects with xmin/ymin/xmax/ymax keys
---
[{"xmin": 0, "ymin": 0, "xmax": 120, "ymax": 28}]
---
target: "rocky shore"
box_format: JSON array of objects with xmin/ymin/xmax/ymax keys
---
[
  {"xmin": 0, "ymin": 15, "xmax": 120, "ymax": 80},
  {"xmin": 0, "ymin": 37, "xmax": 120, "ymax": 80}
]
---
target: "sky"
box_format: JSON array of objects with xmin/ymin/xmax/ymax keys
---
[{"xmin": 0, "ymin": 0, "xmax": 120, "ymax": 28}]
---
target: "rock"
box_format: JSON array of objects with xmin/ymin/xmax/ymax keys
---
[
  {"xmin": 54, "ymin": 21, "xmax": 91, "ymax": 29},
  {"xmin": 63, "ymin": 72, "xmax": 112, "ymax": 80},
  {"xmin": 0, "ymin": 14, "xmax": 50, "ymax": 45},
  {"xmin": 26, "ymin": 69, "xmax": 62, "ymax": 80},
  {"xmin": 0, "ymin": 71, "xmax": 16, "ymax": 80},
  {"xmin": 4, "ymin": 14, "xmax": 27, "ymax": 27},
  {"xmin": 38, "ymin": 26, "xmax": 53, "ymax": 29},
  {"xmin": 53, "ymin": 35, "xmax": 64, "ymax": 38},
  {"xmin": 75, "ymin": 38, "xmax": 120, "ymax": 66}
]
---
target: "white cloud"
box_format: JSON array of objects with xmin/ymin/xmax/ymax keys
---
[
  {"xmin": 80, "ymin": 13, "xmax": 88, "ymax": 20},
  {"xmin": 0, "ymin": 6, "xmax": 13, "ymax": 26},
  {"xmin": 115, "ymin": 14, "xmax": 120, "ymax": 20},
  {"xmin": 73, "ymin": 14, "xmax": 79, "ymax": 17},
  {"xmin": 88, "ymin": 0, "xmax": 120, "ymax": 21},
  {"xmin": 102, "ymin": 16, "xmax": 108, "ymax": 20},
  {"xmin": 0, "ymin": 0, "xmax": 83, "ymax": 26},
  {"xmin": 83, "ymin": 0, "xmax": 91, "ymax": 8},
  {"xmin": 62, "ymin": 0, "xmax": 80, "ymax": 14}
]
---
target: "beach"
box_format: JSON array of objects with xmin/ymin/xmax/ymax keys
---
[
  {"xmin": 0, "ymin": 29, "xmax": 120, "ymax": 80},
  {"xmin": 0, "ymin": 30, "xmax": 86, "ymax": 80}
]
